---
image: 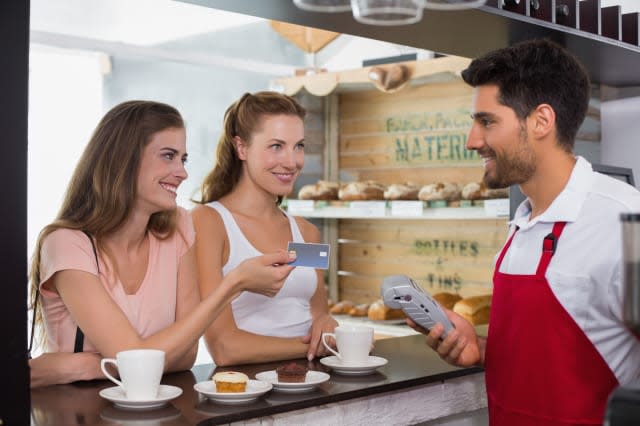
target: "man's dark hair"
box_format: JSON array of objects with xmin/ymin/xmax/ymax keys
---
[{"xmin": 461, "ymin": 39, "xmax": 590, "ymax": 152}]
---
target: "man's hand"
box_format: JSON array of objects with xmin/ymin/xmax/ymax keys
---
[{"xmin": 407, "ymin": 308, "xmax": 482, "ymax": 367}]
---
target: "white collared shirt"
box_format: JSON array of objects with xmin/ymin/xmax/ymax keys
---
[{"xmin": 501, "ymin": 156, "xmax": 640, "ymax": 384}]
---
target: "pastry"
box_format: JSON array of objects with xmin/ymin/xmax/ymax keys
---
[
  {"xmin": 432, "ymin": 292, "xmax": 462, "ymax": 310},
  {"xmin": 276, "ymin": 362, "xmax": 309, "ymax": 383},
  {"xmin": 484, "ymin": 187, "xmax": 509, "ymax": 199},
  {"xmin": 212, "ymin": 371, "xmax": 248, "ymax": 393},
  {"xmin": 338, "ymin": 181, "xmax": 386, "ymax": 201},
  {"xmin": 461, "ymin": 182, "xmax": 509, "ymax": 200},
  {"xmin": 461, "ymin": 182, "xmax": 484, "ymax": 200},
  {"xmin": 348, "ymin": 303, "xmax": 370, "ymax": 317},
  {"xmin": 418, "ymin": 182, "xmax": 461, "ymax": 202},
  {"xmin": 329, "ymin": 300, "xmax": 355, "ymax": 315},
  {"xmin": 384, "ymin": 182, "xmax": 420, "ymax": 200},
  {"xmin": 453, "ymin": 295, "xmax": 492, "ymax": 325},
  {"xmin": 367, "ymin": 299, "xmax": 406, "ymax": 321},
  {"xmin": 298, "ymin": 180, "xmax": 340, "ymax": 200}
]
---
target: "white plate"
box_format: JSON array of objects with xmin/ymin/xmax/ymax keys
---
[
  {"xmin": 254, "ymin": 370, "xmax": 330, "ymax": 393},
  {"xmin": 99, "ymin": 384, "xmax": 183, "ymax": 410},
  {"xmin": 194, "ymin": 379, "xmax": 272, "ymax": 405},
  {"xmin": 319, "ymin": 355, "xmax": 388, "ymax": 375}
]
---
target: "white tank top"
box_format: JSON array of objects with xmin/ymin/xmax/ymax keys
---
[{"xmin": 206, "ymin": 201, "xmax": 316, "ymax": 337}]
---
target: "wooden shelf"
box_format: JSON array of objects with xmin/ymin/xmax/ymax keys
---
[{"xmin": 285, "ymin": 199, "xmax": 509, "ymax": 220}]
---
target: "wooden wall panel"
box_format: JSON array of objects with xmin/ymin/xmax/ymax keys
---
[
  {"xmin": 332, "ymin": 77, "xmax": 507, "ymax": 305},
  {"xmin": 337, "ymin": 219, "xmax": 508, "ymax": 303},
  {"xmin": 338, "ymin": 79, "xmax": 481, "ymax": 180}
]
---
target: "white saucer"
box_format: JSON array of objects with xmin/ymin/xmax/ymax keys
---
[
  {"xmin": 99, "ymin": 384, "xmax": 183, "ymax": 410},
  {"xmin": 194, "ymin": 379, "xmax": 272, "ymax": 405},
  {"xmin": 319, "ymin": 355, "xmax": 388, "ymax": 375},
  {"xmin": 255, "ymin": 370, "xmax": 330, "ymax": 393}
]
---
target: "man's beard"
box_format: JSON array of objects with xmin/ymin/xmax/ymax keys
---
[{"xmin": 482, "ymin": 131, "xmax": 536, "ymax": 189}]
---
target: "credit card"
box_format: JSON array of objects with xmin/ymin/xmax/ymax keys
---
[{"xmin": 287, "ymin": 242, "xmax": 330, "ymax": 269}]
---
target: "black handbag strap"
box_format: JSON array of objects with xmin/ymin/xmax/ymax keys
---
[{"xmin": 28, "ymin": 230, "xmax": 99, "ymax": 357}]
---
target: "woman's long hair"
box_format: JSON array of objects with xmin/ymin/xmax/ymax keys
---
[
  {"xmin": 29, "ymin": 100, "xmax": 184, "ymax": 350},
  {"xmin": 194, "ymin": 91, "xmax": 306, "ymax": 204}
]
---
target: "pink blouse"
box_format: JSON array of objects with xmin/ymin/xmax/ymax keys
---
[{"xmin": 38, "ymin": 208, "xmax": 195, "ymax": 352}]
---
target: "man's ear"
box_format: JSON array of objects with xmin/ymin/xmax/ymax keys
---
[
  {"xmin": 234, "ymin": 136, "xmax": 247, "ymax": 160},
  {"xmin": 529, "ymin": 103, "xmax": 556, "ymax": 139}
]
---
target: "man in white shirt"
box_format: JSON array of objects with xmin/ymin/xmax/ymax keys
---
[{"xmin": 409, "ymin": 39, "xmax": 640, "ymax": 426}]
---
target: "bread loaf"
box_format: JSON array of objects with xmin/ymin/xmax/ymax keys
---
[
  {"xmin": 338, "ymin": 181, "xmax": 386, "ymax": 201},
  {"xmin": 453, "ymin": 294, "xmax": 492, "ymax": 325},
  {"xmin": 329, "ymin": 300, "xmax": 355, "ymax": 315},
  {"xmin": 461, "ymin": 182, "xmax": 509, "ymax": 200},
  {"xmin": 461, "ymin": 182, "xmax": 484, "ymax": 200},
  {"xmin": 418, "ymin": 182, "xmax": 461, "ymax": 202},
  {"xmin": 384, "ymin": 182, "xmax": 419, "ymax": 200},
  {"xmin": 432, "ymin": 292, "xmax": 462, "ymax": 310},
  {"xmin": 298, "ymin": 180, "xmax": 339, "ymax": 200},
  {"xmin": 367, "ymin": 300, "xmax": 406, "ymax": 321},
  {"xmin": 348, "ymin": 303, "xmax": 370, "ymax": 317}
]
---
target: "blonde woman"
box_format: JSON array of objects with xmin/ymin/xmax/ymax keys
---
[{"xmin": 192, "ymin": 92, "xmax": 337, "ymax": 366}]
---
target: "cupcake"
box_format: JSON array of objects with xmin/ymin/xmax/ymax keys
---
[
  {"xmin": 276, "ymin": 362, "xmax": 309, "ymax": 383},
  {"xmin": 212, "ymin": 371, "xmax": 248, "ymax": 393}
]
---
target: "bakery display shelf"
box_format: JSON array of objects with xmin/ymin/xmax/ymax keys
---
[{"xmin": 284, "ymin": 199, "xmax": 509, "ymax": 220}]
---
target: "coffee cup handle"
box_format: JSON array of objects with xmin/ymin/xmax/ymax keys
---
[
  {"xmin": 321, "ymin": 332, "xmax": 341, "ymax": 359},
  {"xmin": 100, "ymin": 358, "xmax": 123, "ymax": 388}
]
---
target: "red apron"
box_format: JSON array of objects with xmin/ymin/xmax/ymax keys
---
[{"xmin": 485, "ymin": 222, "xmax": 619, "ymax": 425}]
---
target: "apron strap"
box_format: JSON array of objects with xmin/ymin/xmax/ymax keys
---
[
  {"xmin": 494, "ymin": 225, "xmax": 519, "ymax": 271},
  {"xmin": 535, "ymin": 222, "xmax": 567, "ymax": 277}
]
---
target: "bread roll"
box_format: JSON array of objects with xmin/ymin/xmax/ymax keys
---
[
  {"xmin": 348, "ymin": 303, "xmax": 370, "ymax": 317},
  {"xmin": 461, "ymin": 182, "xmax": 509, "ymax": 200},
  {"xmin": 367, "ymin": 300, "xmax": 406, "ymax": 321},
  {"xmin": 432, "ymin": 292, "xmax": 462, "ymax": 310},
  {"xmin": 418, "ymin": 182, "xmax": 461, "ymax": 202},
  {"xmin": 329, "ymin": 300, "xmax": 355, "ymax": 315},
  {"xmin": 298, "ymin": 180, "xmax": 339, "ymax": 200},
  {"xmin": 384, "ymin": 182, "xmax": 419, "ymax": 200},
  {"xmin": 453, "ymin": 295, "xmax": 492, "ymax": 325},
  {"xmin": 338, "ymin": 181, "xmax": 386, "ymax": 201},
  {"xmin": 461, "ymin": 182, "xmax": 484, "ymax": 200},
  {"xmin": 484, "ymin": 187, "xmax": 509, "ymax": 199}
]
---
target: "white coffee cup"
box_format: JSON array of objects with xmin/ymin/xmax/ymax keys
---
[
  {"xmin": 100, "ymin": 349, "xmax": 165, "ymax": 400},
  {"xmin": 322, "ymin": 325, "xmax": 374, "ymax": 365}
]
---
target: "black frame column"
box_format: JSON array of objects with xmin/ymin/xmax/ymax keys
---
[{"xmin": 0, "ymin": 1, "xmax": 30, "ymax": 423}]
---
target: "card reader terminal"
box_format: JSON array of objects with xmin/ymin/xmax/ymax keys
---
[{"xmin": 381, "ymin": 274, "xmax": 455, "ymax": 338}]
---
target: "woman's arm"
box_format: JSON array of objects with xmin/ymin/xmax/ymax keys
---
[
  {"xmin": 166, "ymin": 244, "xmax": 200, "ymax": 371},
  {"xmin": 30, "ymin": 352, "xmax": 104, "ymax": 388},
  {"xmin": 296, "ymin": 217, "xmax": 338, "ymax": 360},
  {"xmin": 52, "ymin": 245, "xmax": 294, "ymax": 372},
  {"xmin": 192, "ymin": 205, "xmax": 308, "ymax": 366}
]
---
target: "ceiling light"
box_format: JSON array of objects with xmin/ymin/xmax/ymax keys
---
[
  {"xmin": 423, "ymin": 0, "xmax": 486, "ymax": 10},
  {"xmin": 351, "ymin": 0, "xmax": 424, "ymax": 26},
  {"xmin": 293, "ymin": 0, "xmax": 352, "ymax": 12}
]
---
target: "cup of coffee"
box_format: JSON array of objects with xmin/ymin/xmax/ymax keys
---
[
  {"xmin": 322, "ymin": 325, "xmax": 374, "ymax": 365},
  {"xmin": 100, "ymin": 349, "xmax": 165, "ymax": 400}
]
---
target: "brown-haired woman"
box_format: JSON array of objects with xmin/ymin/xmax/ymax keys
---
[
  {"xmin": 29, "ymin": 100, "xmax": 294, "ymax": 387},
  {"xmin": 192, "ymin": 91, "xmax": 337, "ymax": 366}
]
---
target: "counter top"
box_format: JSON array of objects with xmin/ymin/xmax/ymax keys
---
[{"xmin": 31, "ymin": 335, "xmax": 486, "ymax": 425}]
